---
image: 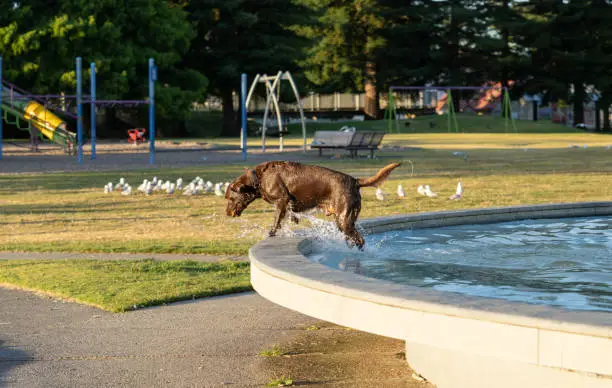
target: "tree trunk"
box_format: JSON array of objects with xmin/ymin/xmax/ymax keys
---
[
  {"xmin": 448, "ymin": 4, "xmax": 461, "ymax": 113},
  {"xmin": 573, "ymin": 82, "xmax": 585, "ymax": 125},
  {"xmin": 364, "ymin": 62, "xmax": 378, "ymax": 119},
  {"xmin": 220, "ymin": 87, "xmax": 238, "ymax": 137},
  {"xmin": 603, "ymin": 98, "xmax": 610, "ymax": 131},
  {"xmin": 500, "ymin": 0, "xmax": 510, "ymax": 117}
]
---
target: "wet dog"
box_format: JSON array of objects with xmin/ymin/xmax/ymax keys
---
[{"xmin": 225, "ymin": 161, "xmax": 400, "ymax": 249}]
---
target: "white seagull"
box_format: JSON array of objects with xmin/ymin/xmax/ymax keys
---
[
  {"xmin": 144, "ymin": 181, "xmax": 153, "ymax": 195},
  {"xmin": 397, "ymin": 184, "xmax": 405, "ymax": 198},
  {"xmin": 115, "ymin": 178, "xmax": 126, "ymax": 190},
  {"xmin": 375, "ymin": 187, "xmax": 385, "ymax": 201},
  {"xmin": 449, "ymin": 181, "xmax": 463, "ymax": 200},
  {"xmin": 214, "ymin": 183, "xmax": 225, "ymax": 197},
  {"xmin": 167, "ymin": 183, "xmax": 175, "ymax": 195},
  {"xmin": 121, "ymin": 185, "xmax": 132, "ymax": 196},
  {"xmin": 423, "ymin": 185, "xmax": 438, "ymax": 197}
]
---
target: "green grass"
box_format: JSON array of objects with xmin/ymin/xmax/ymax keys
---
[
  {"xmin": 287, "ymin": 114, "xmax": 585, "ymax": 134},
  {"xmin": 0, "ymin": 259, "xmax": 251, "ymax": 312},
  {"xmin": 1, "ymin": 135, "xmax": 610, "ymax": 256},
  {"xmin": 266, "ymin": 376, "xmax": 293, "ymax": 387},
  {"xmin": 259, "ymin": 345, "xmax": 285, "ymax": 357}
]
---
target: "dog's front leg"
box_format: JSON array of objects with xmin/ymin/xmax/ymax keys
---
[{"xmin": 269, "ymin": 198, "xmax": 289, "ymax": 237}]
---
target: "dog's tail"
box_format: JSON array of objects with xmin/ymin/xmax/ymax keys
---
[{"xmin": 358, "ymin": 163, "xmax": 401, "ymax": 188}]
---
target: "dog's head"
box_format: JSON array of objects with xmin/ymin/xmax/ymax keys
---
[{"xmin": 225, "ymin": 169, "xmax": 260, "ymax": 217}]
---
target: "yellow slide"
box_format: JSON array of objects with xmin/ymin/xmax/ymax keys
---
[{"xmin": 23, "ymin": 101, "xmax": 69, "ymax": 143}]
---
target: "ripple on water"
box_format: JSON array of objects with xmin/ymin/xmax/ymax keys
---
[{"xmin": 306, "ymin": 215, "xmax": 612, "ymax": 312}]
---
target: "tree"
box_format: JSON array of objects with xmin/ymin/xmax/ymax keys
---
[
  {"xmin": 482, "ymin": 1, "xmax": 530, "ymax": 92},
  {"xmin": 377, "ymin": 0, "xmax": 442, "ymax": 86},
  {"xmin": 0, "ymin": 0, "xmax": 207, "ymax": 135},
  {"xmin": 515, "ymin": 1, "xmax": 612, "ymax": 125},
  {"xmin": 299, "ymin": 0, "xmax": 385, "ymax": 118},
  {"xmin": 184, "ymin": 0, "xmax": 314, "ymax": 136}
]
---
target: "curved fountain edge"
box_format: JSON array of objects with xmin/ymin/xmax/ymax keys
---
[{"xmin": 249, "ymin": 201, "xmax": 612, "ymax": 387}]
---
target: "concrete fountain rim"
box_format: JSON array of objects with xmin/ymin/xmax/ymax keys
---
[{"xmin": 250, "ymin": 201, "xmax": 612, "ymax": 339}]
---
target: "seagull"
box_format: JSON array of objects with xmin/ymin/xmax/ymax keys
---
[
  {"xmin": 375, "ymin": 187, "xmax": 385, "ymax": 201},
  {"xmin": 423, "ymin": 185, "xmax": 438, "ymax": 197},
  {"xmin": 214, "ymin": 183, "xmax": 225, "ymax": 197},
  {"xmin": 176, "ymin": 178, "xmax": 183, "ymax": 190},
  {"xmin": 161, "ymin": 180, "xmax": 171, "ymax": 190},
  {"xmin": 183, "ymin": 182, "xmax": 196, "ymax": 196},
  {"xmin": 115, "ymin": 178, "xmax": 126, "ymax": 190},
  {"xmin": 104, "ymin": 183, "xmax": 112, "ymax": 194},
  {"xmin": 167, "ymin": 183, "xmax": 175, "ymax": 195},
  {"xmin": 144, "ymin": 181, "xmax": 153, "ymax": 195},
  {"xmin": 151, "ymin": 176, "xmax": 158, "ymax": 185},
  {"xmin": 204, "ymin": 181, "xmax": 213, "ymax": 193},
  {"xmin": 449, "ymin": 181, "xmax": 463, "ymax": 200},
  {"xmin": 153, "ymin": 180, "xmax": 163, "ymax": 191},
  {"xmin": 397, "ymin": 184, "xmax": 405, "ymax": 198},
  {"xmin": 417, "ymin": 185, "xmax": 427, "ymax": 196},
  {"xmin": 137, "ymin": 179, "xmax": 148, "ymax": 192},
  {"xmin": 121, "ymin": 185, "xmax": 132, "ymax": 196}
]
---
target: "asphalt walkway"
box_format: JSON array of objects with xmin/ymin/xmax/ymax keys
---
[{"xmin": 0, "ymin": 288, "xmax": 317, "ymax": 388}]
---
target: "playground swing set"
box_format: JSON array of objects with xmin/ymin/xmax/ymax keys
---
[
  {"xmin": 242, "ymin": 70, "xmax": 307, "ymax": 153},
  {"xmin": 384, "ymin": 84, "xmax": 517, "ymax": 133},
  {"xmin": 0, "ymin": 56, "xmax": 157, "ymax": 164}
]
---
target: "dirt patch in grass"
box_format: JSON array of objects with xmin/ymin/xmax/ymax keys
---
[{"xmin": 261, "ymin": 322, "xmax": 434, "ymax": 387}]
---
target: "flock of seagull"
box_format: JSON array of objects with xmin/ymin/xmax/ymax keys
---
[
  {"xmin": 104, "ymin": 177, "xmax": 463, "ymax": 201},
  {"xmin": 104, "ymin": 176, "xmax": 230, "ymax": 197},
  {"xmin": 378, "ymin": 181, "xmax": 463, "ymax": 201}
]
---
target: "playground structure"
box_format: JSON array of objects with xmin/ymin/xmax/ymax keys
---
[
  {"xmin": 243, "ymin": 71, "xmax": 307, "ymax": 152},
  {"xmin": 385, "ymin": 84, "xmax": 517, "ymax": 133},
  {"xmin": 0, "ymin": 56, "xmax": 157, "ymax": 164}
]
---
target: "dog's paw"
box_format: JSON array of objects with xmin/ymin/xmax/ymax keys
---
[{"xmin": 268, "ymin": 231, "xmax": 277, "ymax": 238}]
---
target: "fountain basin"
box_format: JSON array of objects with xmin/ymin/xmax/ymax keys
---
[{"xmin": 249, "ymin": 202, "xmax": 612, "ymax": 388}]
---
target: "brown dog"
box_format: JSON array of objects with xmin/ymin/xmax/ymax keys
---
[{"xmin": 225, "ymin": 161, "xmax": 401, "ymax": 249}]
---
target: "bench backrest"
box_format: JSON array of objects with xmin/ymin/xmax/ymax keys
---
[
  {"xmin": 311, "ymin": 130, "xmax": 385, "ymax": 148},
  {"xmin": 311, "ymin": 131, "xmax": 354, "ymax": 146},
  {"xmin": 369, "ymin": 132, "xmax": 385, "ymax": 147}
]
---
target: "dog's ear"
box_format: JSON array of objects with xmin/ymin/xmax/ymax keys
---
[{"xmin": 245, "ymin": 169, "xmax": 259, "ymax": 189}]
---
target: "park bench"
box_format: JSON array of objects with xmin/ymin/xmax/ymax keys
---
[{"xmin": 310, "ymin": 130, "xmax": 385, "ymax": 158}]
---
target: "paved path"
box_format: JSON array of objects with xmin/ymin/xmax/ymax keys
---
[
  {"xmin": 0, "ymin": 288, "xmax": 318, "ymax": 388},
  {"xmin": 0, "ymin": 252, "xmax": 246, "ymax": 262},
  {"xmin": 0, "ymin": 147, "xmax": 326, "ymax": 175}
]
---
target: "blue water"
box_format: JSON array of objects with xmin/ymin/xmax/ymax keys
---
[{"xmin": 308, "ymin": 216, "xmax": 612, "ymax": 312}]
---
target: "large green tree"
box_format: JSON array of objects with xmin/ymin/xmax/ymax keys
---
[
  {"xmin": 516, "ymin": 0, "xmax": 612, "ymax": 125},
  {"xmin": 0, "ymin": 0, "xmax": 207, "ymax": 135},
  {"xmin": 184, "ymin": 0, "xmax": 313, "ymax": 136},
  {"xmin": 299, "ymin": 0, "xmax": 385, "ymax": 118}
]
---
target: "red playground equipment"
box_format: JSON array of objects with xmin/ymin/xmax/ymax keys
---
[{"xmin": 127, "ymin": 128, "xmax": 147, "ymax": 144}]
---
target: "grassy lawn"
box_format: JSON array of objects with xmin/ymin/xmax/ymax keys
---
[
  {"xmin": 179, "ymin": 117, "xmax": 611, "ymax": 150},
  {"xmin": 0, "ymin": 129, "xmax": 611, "ymax": 311},
  {"xmin": 1, "ymin": 133, "xmax": 611, "ymax": 256},
  {"xmin": 0, "ymin": 259, "xmax": 251, "ymax": 312}
]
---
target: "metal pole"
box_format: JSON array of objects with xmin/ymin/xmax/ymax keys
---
[
  {"xmin": 0, "ymin": 56, "xmax": 3, "ymax": 160},
  {"xmin": 148, "ymin": 58, "xmax": 156, "ymax": 165},
  {"xmin": 76, "ymin": 57, "xmax": 83, "ymax": 163},
  {"xmin": 241, "ymin": 73, "xmax": 247, "ymax": 161},
  {"xmin": 90, "ymin": 62, "xmax": 96, "ymax": 159}
]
